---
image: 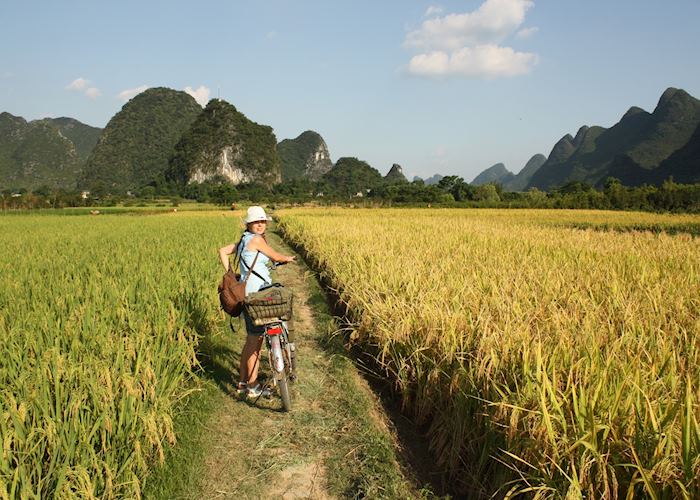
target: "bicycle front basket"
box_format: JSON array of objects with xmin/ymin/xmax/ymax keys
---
[{"xmin": 245, "ymin": 285, "xmax": 293, "ymax": 325}]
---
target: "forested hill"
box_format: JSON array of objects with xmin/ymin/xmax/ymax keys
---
[
  {"xmin": 320, "ymin": 157, "xmax": 384, "ymax": 197},
  {"xmin": 470, "ymin": 154, "xmax": 546, "ymax": 192},
  {"xmin": 3, "ymin": 86, "xmax": 700, "ymax": 196},
  {"xmin": 277, "ymin": 130, "xmax": 332, "ymax": 181},
  {"xmin": 467, "ymin": 88, "xmax": 700, "ymax": 191},
  {"xmin": 527, "ymin": 87, "xmax": 700, "ymax": 189},
  {"xmin": 0, "ymin": 112, "xmax": 101, "ymax": 190},
  {"xmin": 505, "ymin": 154, "xmax": 547, "ymax": 191},
  {"xmin": 471, "ymin": 163, "xmax": 513, "ymax": 186},
  {"xmin": 45, "ymin": 117, "xmax": 102, "ymax": 162},
  {"xmin": 81, "ymin": 87, "xmax": 202, "ymax": 193},
  {"xmin": 167, "ymin": 98, "xmax": 281, "ymax": 187},
  {"xmin": 384, "ymin": 163, "xmax": 408, "ymax": 184}
]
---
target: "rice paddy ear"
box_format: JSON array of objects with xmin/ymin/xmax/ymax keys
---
[
  {"xmin": 2, "ymin": 213, "xmax": 206, "ymax": 497},
  {"xmin": 4, "ymin": 206, "xmax": 698, "ymax": 498},
  {"xmin": 275, "ymin": 207, "xmax": 700, "ymax": 496}
]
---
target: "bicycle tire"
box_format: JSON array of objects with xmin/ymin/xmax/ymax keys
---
[
  {"xmin": 277, "ymin": 372, "xmax": 292, "ymax": 411},
  {"xmin": 286, "ymin": 343, "xmax": 297, "ymax": 383}
]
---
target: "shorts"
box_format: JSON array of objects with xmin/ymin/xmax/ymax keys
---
[{"xmin": 243, "ymin": 309, "xmax": 265, "ymax": 337}]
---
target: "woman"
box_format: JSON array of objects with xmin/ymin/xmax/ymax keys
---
[{"xmin": 218, "ymin": 206, "xmax": 295, "ymax": 398}]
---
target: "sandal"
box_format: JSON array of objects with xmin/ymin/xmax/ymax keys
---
[{"xmin": 246, "ymin": 383, "xmax": 271, "ymax": 398}]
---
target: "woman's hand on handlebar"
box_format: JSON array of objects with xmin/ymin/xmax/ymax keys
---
[{"xmin": 272, "ymin": 256, "xmax": 295, "ymax": 268}]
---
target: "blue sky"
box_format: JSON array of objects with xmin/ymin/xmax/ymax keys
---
[{"xmin": 2, "ymin": 0, "xmax": 700, "ymax": 181}]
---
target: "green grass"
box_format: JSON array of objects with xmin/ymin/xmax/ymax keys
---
[{"xmin": 142, "ymin": 380, "xmax": 221, "ymax": 499}]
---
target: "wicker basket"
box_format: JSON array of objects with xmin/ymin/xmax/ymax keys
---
[{"xmin": 245, "ymin": 285, "xmax": 293, "ymax": 326}]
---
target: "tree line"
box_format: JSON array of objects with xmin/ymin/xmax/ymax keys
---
[{"xmin": 2, "ymin": 176, "xmax": 699, "ymax": 213}]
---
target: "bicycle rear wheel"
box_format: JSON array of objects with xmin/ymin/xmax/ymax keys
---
[
  {"xmin": 270, "ymin": 332, "xmax": 292, "ymax": 411},
  {"xmin": 277, "ymin": 371, "xmax": 292, "ymax": 411},
  {"xmin": 286, "ymin": 342, "xmax": 297, "ymax": 383}
]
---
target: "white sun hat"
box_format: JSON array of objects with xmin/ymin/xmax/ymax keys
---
[{"xmin": 244, "ymin": 206, "xmax": 272, "ymax": 223}]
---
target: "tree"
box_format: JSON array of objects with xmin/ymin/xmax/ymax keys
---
[
  {"xmin": 32, "ymin": 185, "xmax": 51, "ymax": 197},
  {"xmin": 437, "ymin": 176, "xmax": 473, "ymax": 201},
  {"xmin": 527, "ymin": 187, "xmax": 547, "ymax": 205},
  {"xmin": 140, "ymin": 186, "xmax": 156, "ymax": 199},
  {"xmin": 604, "ymin": 177, "xmax": 626, "ymax": 209},
  {"xmin": 211, "ymin": 184, "xmax": 238, "ymax": 205},
  {"xmin": 437, "ymin": 176, "xmax": 463, "ymax": 192},
  {"xmin": 473, "ymin": 184, "xmax": 500, "ymax": 202}
]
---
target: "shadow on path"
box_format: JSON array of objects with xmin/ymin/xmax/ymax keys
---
[{"xmin": 175, "ymin": 289, "xmax": 243, "ymax": 398}]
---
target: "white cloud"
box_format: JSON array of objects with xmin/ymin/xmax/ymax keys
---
[
  {"xmin": 408, "ymin": 45, "xmax": 538, "ymax": 78},
  {"xmin": 424, "ymin": 5, "xmax": 443, "ymax": 17},
  {"xmin": 405, "ymin": 0, "xmax": 534, "ymax": 50},
  {"xmin": 2, "ymin": 71, "xmax": 15, "ymax": 79},
  {"xmin": 66, "ymin": 77, "xmax": 90, "ymax": 91},
  {"xmin": 118, "ymin": 85, "xmax": 150, "ymax": 102},
  {"xmin": 66, "ymin": 78, "xmax": 101, "ymax": 99},
  {"xmin": 85, "ymin": 87, "xmax": 101, "ymax": 99},
  {"xmin": 184, "ymin": 85, "xmax": 211, "ymax": 107},
  {"xmin": 403, "ymin": 0, "xmax": 538, "ymax": 79},
  {"xmin": 266, "ymin": 30, "xmax": 277, "ymax": 39},
  {"xmin": 516, "ymin": 26, "xmax": 538, "ymax": 39},
  {"xmin": 409, "ymin": 51, "xmax": 450, "ymax": 76}
]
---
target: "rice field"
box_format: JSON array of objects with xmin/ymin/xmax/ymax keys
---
[
  {"xmin": 2, "ymin": 207, "xmax": 699, "ymax": 499},
  {"xmin": 277, "ymin": 208, "xmax": 700, "ymax": 498},
  {"xmin": 0, "ymin": 211, "xmax": 236, "ymax": 498}
]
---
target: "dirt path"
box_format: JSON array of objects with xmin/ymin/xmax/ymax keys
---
[{"xmin": 185, "ymin": 231, "xmax": 420, "ymax": 499}]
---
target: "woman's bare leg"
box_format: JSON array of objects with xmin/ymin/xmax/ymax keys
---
[{"xmin": 239, "ymin": 335, "xmax": 264, "ymax": 385}]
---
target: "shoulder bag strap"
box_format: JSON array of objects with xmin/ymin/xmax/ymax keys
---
[
  {"xmin": 242, "ymin": 251, "xmax": 261, "ymax": 284},
  {"xmin": 229, "ymin": 235, "xmax": 244, "ymax": 272},
  {"xmin": 239, "ymin": 233, "xmax": 269, "ymax": 283}
]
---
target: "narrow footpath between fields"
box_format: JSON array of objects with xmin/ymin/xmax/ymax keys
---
[{"xmin": 145, "ymin": 230, "xmax": 435, "ymax": 499}]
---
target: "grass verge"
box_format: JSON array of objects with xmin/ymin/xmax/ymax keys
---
[
  {"xmin": 142, "ymin": 378, "xmax": 221, "ymax": 499},
  {"xmin": 301, "ymin": 264, "xmax": 421, "ymax": 498}
]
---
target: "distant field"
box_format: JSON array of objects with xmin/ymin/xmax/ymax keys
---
[
  {"xmin": 278, "ymin": 208, "xmax": 700, "ymax": 498},
  {"xmin": 0, "ymin": 202, "xmax": 224, "ymax": 216},
  {"xmin": 494, "ymin": 208, "xmax": 700, "ymax": 236},
  {"xmin": 0, "ymin": 212, "xmax": 241, "ymax": 498}
]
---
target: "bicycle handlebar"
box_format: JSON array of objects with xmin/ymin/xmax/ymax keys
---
[{"xmin": 271, "ymin": 260, "xmax": 293, "ymax": 269}]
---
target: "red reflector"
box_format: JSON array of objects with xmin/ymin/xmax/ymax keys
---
[{"xmin": 267, "ymin": 327, "xmax": 283, "ymax": 335}]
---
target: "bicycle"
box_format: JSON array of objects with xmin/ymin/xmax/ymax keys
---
[
  {"xmin": 256, "ymin": 318, "xmax": 297, "ymax": 411},
  {"xmin": 248, "ymin": 261, "xmax": 297, "ymax": 411}
]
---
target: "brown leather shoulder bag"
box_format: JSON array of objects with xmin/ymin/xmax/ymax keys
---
[{"xmin": 218, "ymin": 236, "xmax": 260, "ymax": 317}]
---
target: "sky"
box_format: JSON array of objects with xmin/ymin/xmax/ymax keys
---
[{"xmin": 2, "ymin": 0, "xmax": 700, "ymax": 182}]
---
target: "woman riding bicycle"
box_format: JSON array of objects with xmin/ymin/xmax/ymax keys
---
[{"xmin": 218, "ymin": 206, "xmax": 295, "ymax": 398}]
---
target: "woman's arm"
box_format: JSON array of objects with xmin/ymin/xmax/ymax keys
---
[
  {"xmin": 218, "ymin": 243, "xmax": 237, "ymax": 271},
  {"xmin": 247, "ymin": 235, "xmax": 296, "ymax": 263}
]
